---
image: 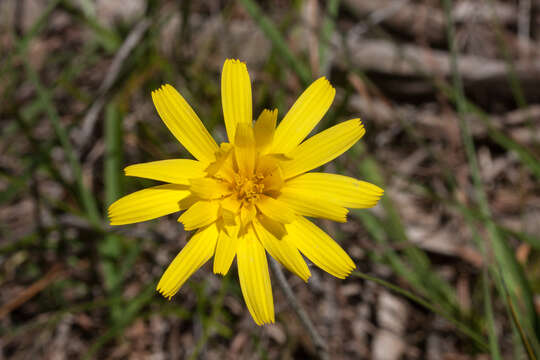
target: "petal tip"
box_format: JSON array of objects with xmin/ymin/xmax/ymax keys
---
[
  {"xmin": 152, "ymin": 85, "xmax": 167, "ymax": 95},
  {"xmin": 225, "ymin": 58, "xmax": 246, "ymax": 66},
  {"xmin": 256, "ymin": 316, "xmax": 275, "ymax": 326},
  {"xmin": 351, "ymin": 118, "xmax": 363, "ymax": 128},
  {"xmin": 338, "ymin": 209, "xmax": 350, "ymax": 223},
  {"xmin": 317, "ymin": 76, "xmax": 335, "ymax": 91}
]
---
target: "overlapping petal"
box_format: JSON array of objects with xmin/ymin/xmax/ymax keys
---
[
  {"xmin": 109, "ymin": 184, "xmax": 190, "ymax": 225},
  {"xmin": 124, "ymin": 159, "xmax": 207, "ymax": 185},
  {"xmin": 189, "ymin": 177, "xmax": 232, "ymax": 199},
  {"xmin": 152, "ymin": 85, "xmax": 218, "ymax": 162},
  {"xmin": 178, "ymin": 201, "xmax": 220, "ymax": 230},
  {"xmin": 237, "ymin": 227, "xmax": 274, "ymax": 325},
  {"xmin": 255, "ymin": 195, "xmax": 295, "ymax": 224},
  {"xmin": 234, "ymin": 122, "xmax": 256, "ymax": 175},
  {"xmin": 157, "ymin": 223, "xmax": 218, "ymax": 299},
  {"xmin": 222, "ymin": 59, "xmax": 252, "ymax": 142},
  {"xmin": 278, "ymin": 186, "xmax": 348, "ymax": 222},
  {"xmin": 286, "ymin": 217, "xmax": 356, "ymax": 279},
  {"xmin": 213, "ymin": 228, "xmax": 238, "ymax": 275},
  {"xmin": 254, "ymin": 109, "xmax": 277, "ymax": 153},
  {"xmin": 283, "ymin": 173, "xmax": 383, "ymax": 208},
  {"xmin": 280, "ymin": 119, "xmax": 365, "ymax": 179},
  {"xmin": 271, "ymin": 77, "xmax": 335, "ymax": 154},
  {"xmin": 253, "ymin": 218, "xmax": 310, "ymax": 282}
]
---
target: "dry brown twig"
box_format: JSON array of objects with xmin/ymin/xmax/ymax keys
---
[
  {"xmin": 339, "ymin": 37, "xmax": 540, "ymax": 85},
  {"xmin": 0, "ymin": 263, "xmax": 65, "ymax": 319},
  {"xmin": 343, "ymin": 0, "xmax": 517, "ymax": 43}
]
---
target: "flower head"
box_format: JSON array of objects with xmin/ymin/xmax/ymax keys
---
[{"xmin": 108, "ymin": 59, "xmax": 383, "ymax": 325}]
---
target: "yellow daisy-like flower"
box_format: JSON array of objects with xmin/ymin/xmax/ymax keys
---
[{"xmin": 108, "ymin": 59, "xmax": 383, "ymax": 325}]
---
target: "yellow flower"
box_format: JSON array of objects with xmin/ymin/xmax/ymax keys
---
[{"xmin": 108, "ymin": 59, "xmax": 383, "ymax": 325}]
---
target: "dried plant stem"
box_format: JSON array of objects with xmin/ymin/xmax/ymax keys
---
[{"xmin": 269, "ymin": 258, "xmax": 329, "ymax": 360}]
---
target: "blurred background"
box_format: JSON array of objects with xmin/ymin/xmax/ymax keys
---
[{"xmin": 1, "ymin": 0, "xmax": 540, "ymax": 359}]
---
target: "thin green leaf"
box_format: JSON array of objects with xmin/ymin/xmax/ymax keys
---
[
  {"xmin": 239, "ymin": 0, "xmax": 312, "ymax": 85},
  {"xmin": 23, "ymin": 58, "xmax": 102, "ymax": 226},
  {"xmin": 442, "ymin": 0, "xmax": 538, "ymax": 349}
]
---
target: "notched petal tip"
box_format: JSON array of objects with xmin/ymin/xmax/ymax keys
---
[
  {"xmin": 315, "ymin": 75, "xmax": 331, "ymax": 86},
  {"xmin": 318, "ymin": 76, "xmax": 336, "ymax": 95},
  {"xmin": 151, "ymin": 84, "xmax": 166, "ymax": 95},
  {"xmin": 258, "ymin": 318, "xmax": 275, "ymax": 326},
  {"xmin": 373, "ymin": 186, "xmax": 385, "ymax": 197},
  {"xmin": 340, "ymin": 209, "xmax": 350, "ymax": 223},
  {"xmin": 328, "ymin": 259, "xmax": 356, "ymax": 279},
  {"xmin": 338, "ymin": 263, "xmax": 357, "ymax": 280},
  {"xmin": 225, "ymin": 58, "xmax": 246, "ymax": 66},
  {"xmin": 350, "ymin": 118, "xmax": 364, "ymax": 130},
  {"xmin": 156, "ymin": 285, "xmax": 172, "ymax": 300}
]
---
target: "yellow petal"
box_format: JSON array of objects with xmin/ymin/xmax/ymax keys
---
[
  {"xmin": 254, "ymin": 109, "xmax": 277, "ymax": 153},
  {"xmin": 222, "ymin": 215, "xmax": 241, "ymax": 238},
  {"xmin": 221, "ymin": 59, "xmax": 252, "ymax": 142},
  {"xmin": 234, "ymin": 122, "xmax": 256, "ymax": 176},
  {"xmin": 178, "ymin": 201, "xmax": 219, "ymax": 231},
  {"xmin": 189, "ymin": 177, "xmax": 232, "ymax": 199},
  {"xmin": 255, "ymin": 195, "xmax": 295, "ymax": 224},
  {"xmin": 280, "ymin": 119, "xmax": 365, "ymax": 179},
  {"xmin": 284, "ymin": 173, "xmax": 384, "ymax": 208},
  {"xmin": 152, "ymin": 84, "xmax": 218, "ymax": 163},
  {"xmin": 220, "ymin": 196, "xmax": 242, "ymax": 224},
  {"xmin": 253, "ymin": 218, "xmax": 310, "ymax": 282},
  {"xmin": 124, "ymin": 159, "xmax": 207, "ymax": 185},
  {"xmin": 157, "ymin": 223, "xmax": 218, "ymax": 299},
  {"xmin": 240, "ymin": 202, "xmax": 257, "ymax": 229},
  {"xmin": 286, "ymin": 217, "xmax": 355, "ymax": 278},
  {"xmin": 256, "ymin": 155, "xmax": 284, "ymax": 192},
  {"xmin": 237, "ymin": 226, "xmax": 274, "ymax": 325},
  {"xmin": 257, "ymin": 214, "xmax": 287, "ymax": 240},
  {"xmin": 256, "ymin": 154, "xmax": 280, "ymax": 175},
  {"xmin": 178, "ymin": 195, "xmax": 198, "ymax": 211},
  {"xmin": 108, "ymin": 184, "xmax": 190, "ymax": 225},
  {"xmin": 206, "ymin": 143, "xmax": 236, "ymax": 182},
  {"xmin": 271, "ymin": 77, "xmax": 335, "ymax": 154},
  {"xmin": 278, "ymin": 186, "xmax": 348, "ymax": 222},
  {"xmin": 213, "ymin": 229, "xmax": 238, "ymax": 275}
]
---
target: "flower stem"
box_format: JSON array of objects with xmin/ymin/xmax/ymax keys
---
[{"xmin": 269, "ymin": 258, "xmax": 329, "ymax": 360}]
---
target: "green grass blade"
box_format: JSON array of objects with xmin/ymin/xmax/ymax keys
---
[
  {"xmin": 239, "ymin": 0, "xmax": 312, "ymax": 85},
  {"xmin": 499, "ymin": 267, "xmax": 538, "ymax": 359},
  {"xmin": 483, "ymin": 268, "xmax": 503, "ymax": 360},
  {"xmin": 353, "ymin": 143, "xmax": 459, "ymax": 312},
  {"xmin": 104, "ymin": 102, "xmax": 123, "ymax": 212},
  {"xmin": 60, "ymin": 0, "xmax": 121, "ymax": 53},
  {"xmin": 101, "ymin": 102, "xmax": 124, "ymax": 322},
  {"xmin": 442, "ymin": 0, "xmax": 538, "ymax": 347},
  {"xmin": 23, "ymin": 58, "xmax": 101, "ymax": 226}
]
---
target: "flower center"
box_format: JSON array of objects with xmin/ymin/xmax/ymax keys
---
[{"xmin": 233, "ymin": 173, "xmax": 265, "ymax": 203}]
